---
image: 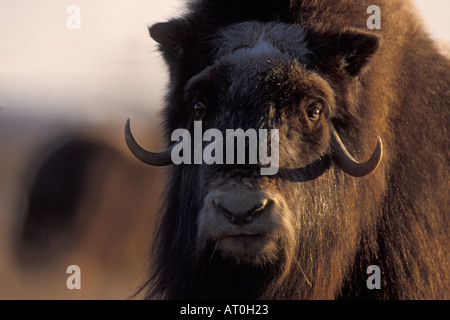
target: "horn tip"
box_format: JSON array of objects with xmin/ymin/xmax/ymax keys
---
[
  {"xmin": 377, "ymin": 136, "xmax": 382, "ymax": 145},
  {"xmin": 124, "ymin": 118, "xmax": 132, "ymax": 139},
  {"xmin": 376, "ymin": 136, "xmax": 383, "ymax": 156}
]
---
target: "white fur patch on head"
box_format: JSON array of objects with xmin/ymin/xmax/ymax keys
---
[
  {"xmin": 240, "ymin": 41, "xmax": 280, "ymax": 58},
  {"xmin": 213, "ymin": 21, "xmax": 310, "ymax": 62}
]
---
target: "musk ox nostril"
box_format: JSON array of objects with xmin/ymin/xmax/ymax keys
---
[
  {"xmin": 215, "ymin": 202, "xmax": 234, "ymax": 222},
  {"xmin": 214, "ymin": 198, "xmax": 270, "ymax": 225}
]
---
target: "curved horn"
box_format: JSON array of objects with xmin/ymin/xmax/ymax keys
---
[
  {"xmin": 330, "ymin": 125, "xmax": 383, "ymax": 177},
  {"xmin": 125, "ymin": 119, "xmax": 175, "ymax": 166}
]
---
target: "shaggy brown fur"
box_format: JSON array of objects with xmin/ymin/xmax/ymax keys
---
[{"xmin": 139, "ymin": 0, "xmax": 449, "ymax": 299}]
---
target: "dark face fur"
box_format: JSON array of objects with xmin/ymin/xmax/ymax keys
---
[{"xmin": 185, "ymin": 58, "xmax": 335, "ymax": 268}]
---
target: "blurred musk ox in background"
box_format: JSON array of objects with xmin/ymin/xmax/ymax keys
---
[{"xmin": 126, "ymin": 0, "xmax": 449, "ymax": 299}]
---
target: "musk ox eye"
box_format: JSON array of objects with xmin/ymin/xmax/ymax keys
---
[
  {"xmin": 307, "ymin": 102, "xmax": 322, "ymax": 121},
  {"xmin": 194, "ymin": 102, "xmax": 206, "ymax": 120}
]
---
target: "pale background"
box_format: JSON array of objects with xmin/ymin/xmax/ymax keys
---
[{"xmin": 0, "ymin": 0, "xmax": 448, "ymax": 123}]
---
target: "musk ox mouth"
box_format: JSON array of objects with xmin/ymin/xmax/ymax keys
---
[
  {"xmin": 197, "ymin": 185, "xmax": 296, "ymax": 265},
  {"xmin": 227, "ymin": 233, "xmax": 263, "ymax": 238},
  {"xmin": 213, "ymin": 232, "xmax": 280, "ymax": 265},
  {"xmin": 205, "ymin": 224, "xmax": 283, "ymax": 264}
]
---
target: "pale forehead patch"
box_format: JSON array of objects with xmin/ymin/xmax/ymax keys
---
[{"xmin": 213, "ymin": 21, "xmax": 310, "ymax": 62}]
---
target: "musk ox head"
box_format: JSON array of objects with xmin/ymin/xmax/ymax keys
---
[{"xmin": 126, "ymin": 20, "xmax": 383, "ymax": 298}]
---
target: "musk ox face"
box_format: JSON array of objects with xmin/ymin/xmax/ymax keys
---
[
  {"xmin": 125, "ymin": 20, "xmax": 382, "ymax": 271},
  {"xmin": 185, "ymin": 23, "xmax": 336, "ymax": 265}
]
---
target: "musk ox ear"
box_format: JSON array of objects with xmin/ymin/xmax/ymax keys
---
[
  {"xmin": 308, "ymin": 29, "xmax": 380, "ymax": 77},
  {"xmin": 149, "ymin": 19, "xmax": 190, "ymax": 59},
  {"xmin": 337, "ymin": 30, "xmax": 380, "ymax": 76}
]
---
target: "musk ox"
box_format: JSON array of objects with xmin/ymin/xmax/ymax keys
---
[{"xmin": 126, "ymin": 0, "xmax": 449, "ymax": 299}]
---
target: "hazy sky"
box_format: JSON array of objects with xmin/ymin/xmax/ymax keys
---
[{"xmin": 0, "ymin": 0, "xmax": 448, "ymax": 122}]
